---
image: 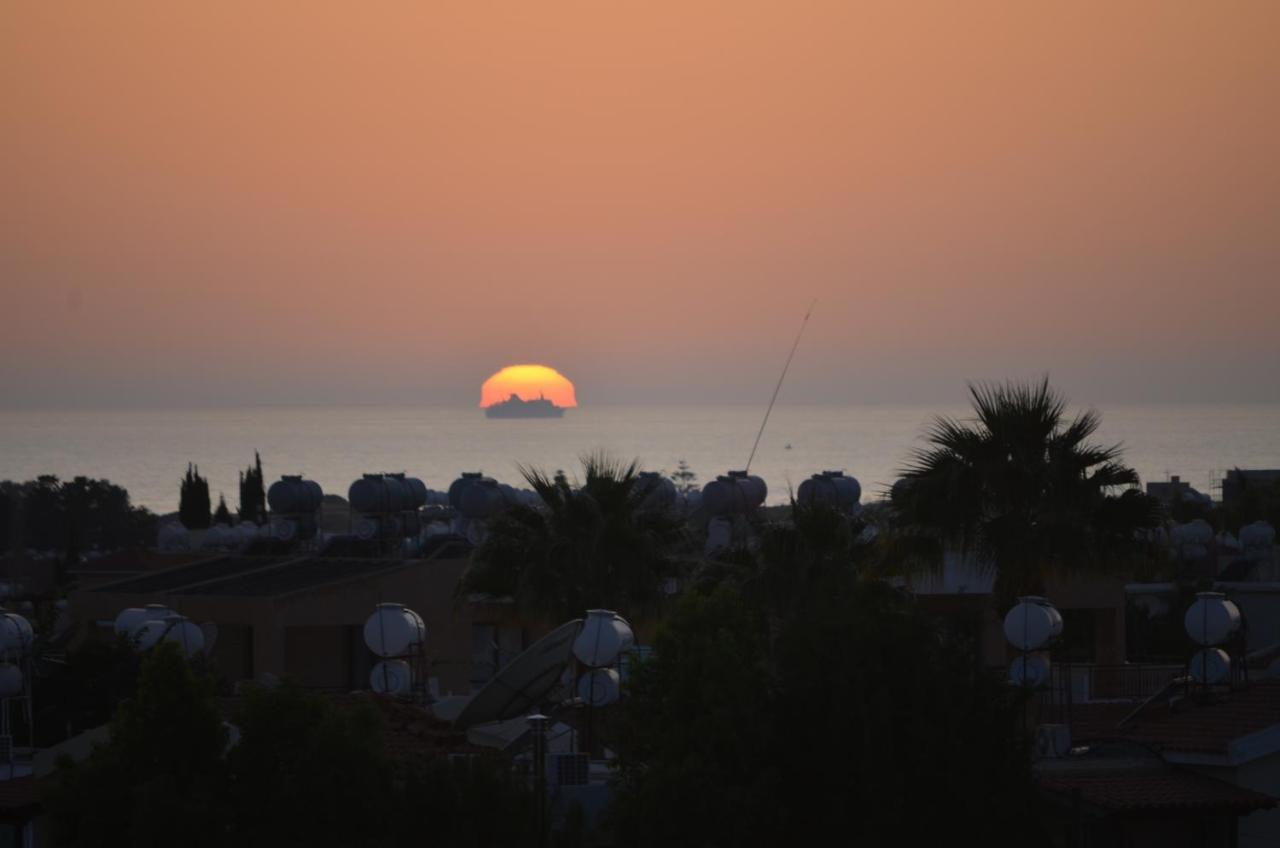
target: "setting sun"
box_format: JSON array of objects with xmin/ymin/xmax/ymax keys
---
[{"xmin": 480, "ymin": 365, "xmax": 578, "ymax": 409}]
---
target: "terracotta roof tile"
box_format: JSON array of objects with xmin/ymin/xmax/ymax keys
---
[
  {"xmin": 1038, "ymin": 766, "xmax": 1276, "ymax": 813},
  {"xmin": 1067, "ymin": 680, "xmax": 1280, "ymax": 758}
]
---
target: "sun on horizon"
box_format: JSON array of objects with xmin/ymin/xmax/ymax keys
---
[{"xmin": 480, "ymin": 364, "xmax": 578, "ymax": 409}]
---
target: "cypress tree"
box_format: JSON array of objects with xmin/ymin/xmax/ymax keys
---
[
  {"xmin": 238, "ymin": 452, "xmax": 266, "ymax": 525},
  {"xmin": 213, "ymin": 494, "xmax": 232, "ymax": 526},
  {"xmin": 179, "ymin": 464, "xmax": 211, "ymax": 530}
]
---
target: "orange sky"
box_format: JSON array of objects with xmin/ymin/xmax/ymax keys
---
[{"xmin": 3, "ymin": 2, "xmax": 1278, "ymax": 407}]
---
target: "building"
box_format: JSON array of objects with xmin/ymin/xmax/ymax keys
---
[
  {"xmin": 1147, "ymin": 475, "xmax": 1212, "ymax": 509},
  {"xmin": 69, "ymin": 545, "xmax": 539, "ymax": 698},
  {"xmin": 1039, "ymin": 678, "xmax": 1280, "ymax": 847},
  {"xmin": 1222, "ymin": 470, "xmax": 1280, "ymax": 508}
]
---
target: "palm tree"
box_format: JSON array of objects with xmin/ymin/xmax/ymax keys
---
[
  {"xmin": 458, "ymin": 451, "xmax": 691, "ymax": 622},
  {"xmin": 890, "ymin": 378, "xmax": 1160, "ymax": 602}
]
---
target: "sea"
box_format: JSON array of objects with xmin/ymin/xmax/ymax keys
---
[{"xmin": 2, "ymin": 404, "xmax": 1278, "ymax": 515}]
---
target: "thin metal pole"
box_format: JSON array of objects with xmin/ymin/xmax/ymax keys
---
[{"xmin": 745, "ymin": 300, "xmax": 815, "ymax": 474}]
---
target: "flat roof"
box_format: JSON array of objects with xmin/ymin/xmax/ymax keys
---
[
  {"xmin": 90, "ymin": 555, "xmax": 292, "ymax": 594},
  {"xmin": 179, "ymin": 556, "xmax": 412, "ymax": 597}
]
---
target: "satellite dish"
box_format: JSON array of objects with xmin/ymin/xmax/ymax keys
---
[
  {"xmin": 453, "ymin": 619, "xmax": 583, "ymax": 730},
  {"xmin": 1009, "ymin": 654, "xmax": 1051, "ymax": 689},
  {"xmin": 355, "ymin": 517, "xmax": 379, "ymax": 541},
  {"xmin": 115, "ymin": 605, "xmax": 175, "ymax": 637},
  {"xmin": 1184, "ymin": 592, "xmax": 1241, "ymax": 647},
  {"xmin": 371, "ymin": 660, "xmax": 414, "ymax": 696},
  {"xmin": 363, "ymin": 604, "xmax": 425, "ymax": 658},
  {"xmin": 1190, "ymin": 648, "xmax": 1231, "ymax": 685},
  {"xmin": 0, "ymin": 613, "xmax": 34, "ymax": 657},
  {"xmin": 572, "ymin": 610, "xmax": 634, "ymax": 668},
  {"xmin": 1003, "ymin": 597, "xmax": 1063, "ymax": 652},
  {"xmin": 577, "ymin": 668, "xmax": 621, "ymax": 706},
  {"xmin": 272, "ymin": 519, "xmax": 297, "ymax": 542}
]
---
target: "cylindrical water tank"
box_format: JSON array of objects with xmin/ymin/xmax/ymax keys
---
[
  {"xmin": 0, "ymin": 664, "xmax": 22, "ymax": 698},
  {"xmin": 1184, "ymin": 592, "xmax": 1241, "ymax": 647},
  {"xmin": 578, "ymin": 668, "xmax": 621, "ymax": 706},
  {"xmin": 0, "ymin": 614, "xmax": 33, "ymax": 656},
  {"xmin": 115, "ymin": 605, "xmax": 174, "ymax": 637},
  {"xmin": 448, "ymin": 473, "xmax": 485, "ymax": 509},
  {"xmin": 157, "ymin": 523, "xmax": 191, "ymax": 551},
  {"xmin": 635, "ymin": 472, "xmax": 677, "ymax": 512},
  {"xmin": 701, "ymin": 471, "xmax": 768, "ymax": 517},
  {"xmin": 202, "ymin": 525, "xmax": 232, "ymax": 549},
  {"xmin": 796, "ymin": 471, "xmax": 862, "ymax": 514},
  {"xmin": 370, "ymin": 660, "xmax": 414, "ymax": 696},
  {"xmin": 458, "ymin": 477, "xmax": 507, "ymax": 519},
  {"xmin": 1009, "ymin": 654, "xmax": 1051, "ymax": 689},
  {"xmin": 1190, "ymin": 648, "xmax": 1232, "ymax": 685},
  {"xmin": 350, "ymin": 474, "xmax": 428, "ymax": 514},
  {"xmin": 573, "ymin": 610, "xmax": 635, "ymax": 668},
  {"xmin": 1003, "ymin": 597, "xmax": 1064, "ymax": 652},
  {"xmin": 268, "ymin": 476, "xmax": 323, "ymax": 514},
  {"xmin": 1172, "ymin": 519, "xmax": 1214, "ymax": 547},
  {"xmin": 392, "ymin": 475, "xmax": 428, "ymax": 510},
  {"xmin": 363, "ymin": 603, "xmax": 426, "ymax": 658},
  {"xmin": 1240, "ymin": 521, "xmax": 1276, "ymax": 550}
]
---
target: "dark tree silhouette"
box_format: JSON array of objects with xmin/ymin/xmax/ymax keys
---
[
  {"xmin": 611, "ymin": 502, "xmax": 1040, "ymax": 846},
  {"xmin": 237, "ymin": 451, "xmax": 266, "ymax": 526},
  {"xmin": 179, "ymin": 464, "xmax": 212, "ymax": 530},
  {"xmin": 0, "ymin": 475, "xmax": 156, "ymax": 555},
  {"xmin": 213, "ymin": 494, "xmax": 232, "ymax": 526},
  {"xmin": 891, "ymin": 378, "xmax": 1161, "ymax": 602},
  {"xmin": 669, "ymin": 459, "xmax": 698, "ymax": 494},
  {"xmin": 459, "ymin": 451, "xmax": 690, "ymax": 621}
]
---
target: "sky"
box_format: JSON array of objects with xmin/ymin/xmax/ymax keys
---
[{"xmin": 3, "ymin": 1, "xmax": 1278, "ymax": 409}]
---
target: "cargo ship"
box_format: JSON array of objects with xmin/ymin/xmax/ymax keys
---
[{"xmin": 484, "ymin": 393, "xmax": 566, "ymax": 419}]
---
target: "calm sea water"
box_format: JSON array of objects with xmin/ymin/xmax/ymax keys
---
[{"xmin": 1, "ymin": 404, "xmax": 1278, "ymax": 514}]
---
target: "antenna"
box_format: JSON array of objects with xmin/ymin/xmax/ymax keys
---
[{"xmin": 745, "ymin": 299, "xmax": 815, "ymax": 473}]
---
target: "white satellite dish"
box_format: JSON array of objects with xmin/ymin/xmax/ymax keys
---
[
  {"xmin": 1184, "ymin": 592, "xmax": 1241, "ymax": 647},
  {"xmin": 1003, "ymin": 597, "xmax": 1063, "ymax": 652},
  {"xmin": 363, "ymin": 604, "xmax": 426, "ymax": 658},
  {"xmin": 371, "ymin": 660, "xmax": 414, "ymax": 696},
  {"xmin": 577, "ymin": 668, "xmax": 621, "ymax": 706},
  {"xmin": 1009, "ymin": 654, "xmax": 1051, "ymax": 689},
  {"xmin": 572, "ymin": 610, "xmax": 634, "ymax": 668},
  {"xmin": 453, "ymin": 618, "xmax": 583, "ymax": 730}
]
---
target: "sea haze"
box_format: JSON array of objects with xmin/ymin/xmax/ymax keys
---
[{"xmin": 2, "ymin": 404, "xmax": 1278, "ymax": 515}]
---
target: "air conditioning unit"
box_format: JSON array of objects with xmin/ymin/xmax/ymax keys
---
[
  {"xmin": 551, "ymin": 752, "xmax": 589, "ymax": 786},
  {"xmin": 1034, "ymin": 724, "xmax": 1071, "ymax": 759}
]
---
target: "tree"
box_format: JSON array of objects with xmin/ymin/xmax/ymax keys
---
[
  {"xmin": 237, "ymin": 452, "xmax": 266, "ymax": 526},
  {"xmin": 890, "ymin": 378, "xmax": 1161, "ymax": 602},
  {"xmin": 47, "ymin": 642, "xmax": 229, "ymax": 847},
  {"xmin": 459, "ymin": 451, "xmax": 691, "ymax": 622},
  {"xmin": 0, "ymin": 475, "xmax": 156, "ymax": 556},
  {"xmin": 179, "ymin": 463, "xmax": 212, "ymax": 530},
  {"xmin": 227, "ymin": 685, "xmax": 393, "ymax": 847},
  {"xmin": 611, "ymin": 502, "xmax": 1040, "ymax": 846},
  {"xmin": 213, "ymin": 495, "xmax": 233, "ymax": 526},
  {"xmin": 669, "ymin": 459, "xmax": 698, "ymax": 495}
]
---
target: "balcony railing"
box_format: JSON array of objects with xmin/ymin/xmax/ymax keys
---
[{"xmin": 1044, "ymin": 663, "xmax": 1184, "ymax": 705}]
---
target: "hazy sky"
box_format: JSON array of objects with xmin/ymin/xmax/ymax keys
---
[{"xmin": 3, "ymin": 1, "xmax": 1278, "ymax": 409}]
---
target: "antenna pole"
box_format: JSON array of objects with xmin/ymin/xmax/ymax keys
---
[{"xmin": 745, "ymin": 300, "xmax": 815, "ymax": 474}]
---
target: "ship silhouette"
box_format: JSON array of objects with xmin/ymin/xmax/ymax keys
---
[{"xmin": 484, "ymin": 393, "xmax": 566, "ymax": 419}]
